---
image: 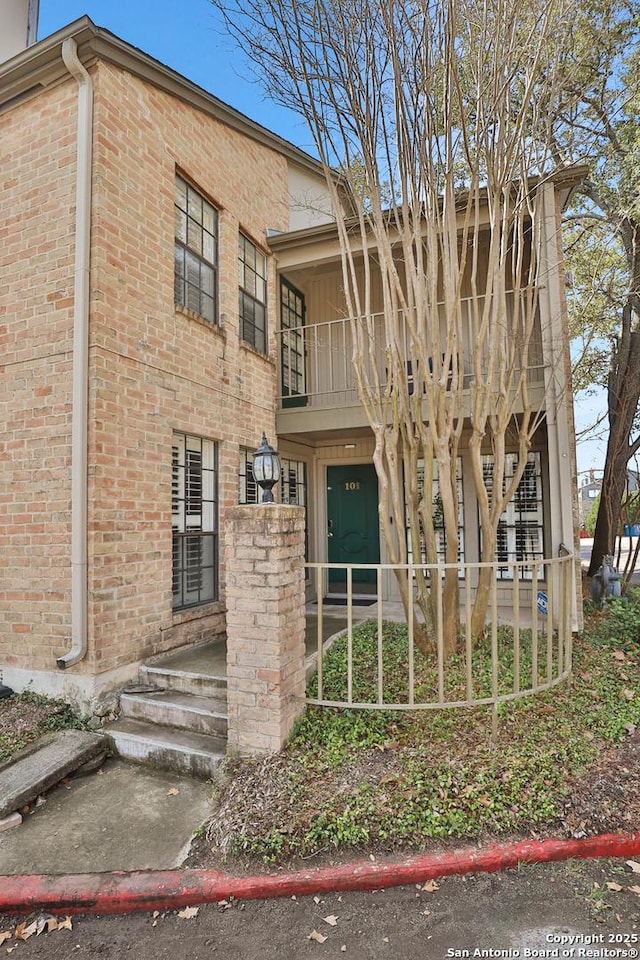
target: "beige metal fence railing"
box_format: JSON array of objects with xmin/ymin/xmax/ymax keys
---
[
  {"xmin": 306, "ymin": 555, "xmax": 574, "ymax": 725},
  {"xmin": 278, "ymin": 295, "xmax": 545, "ymax": 409}
]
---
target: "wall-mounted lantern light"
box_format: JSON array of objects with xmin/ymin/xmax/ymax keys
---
[{"xmin": 253, "ymin": 432, "xmax": 281, "ymax": 503}]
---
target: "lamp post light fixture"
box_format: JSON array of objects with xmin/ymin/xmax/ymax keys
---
[{"xmin": 253, "ymin": 432, "xmax": 281, "ymax": 503}]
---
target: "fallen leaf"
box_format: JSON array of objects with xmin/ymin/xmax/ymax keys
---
[
  {"xmin": 606, "ymin": 882, "xmax": 623, "ymax": 892},
  {"xmin": 0, "ymin": 933, "xmax": 12, "ymax": 947},
  {"xmin": 622, "ymin": 689, "xmax": 635, "ymax": 701},
  {"xmin": 625, "ymin": 723, "xmax": 637, "ymax": 735},
  {"xmin": 628, "ymin": 885, "xmax": 640, "ymax": 896},
  {"xmin": 422, "ymin": 880, "xmax": 439, "ymax": 893},
  {"xmin": 617, "ymin": 914, "xmax": 623, "ymax": 923},
  {"xmin": 46, "ymin": 918, "xmax": 59, "ymax": 933},
  {"xmin": 15, "ymin": 920, "xmax": 37, "ymax": 941},
  {"xmin": 613, "ymin": 650, "xmax": 627, "ymax": 661},
  {"xmin": 422, "ymin": 909, "xmax": 431, "ymax": 916},
  {"xmin": 383, "ymin": 936, "xmax": 390, "ymax": 943},
  {"xmin": 323, "ymin": 915, "xmax": 338, "ymax": 926},
  {"xmin": 152, "ymin": 911, "xmax": 160, "ymax": 919},
  {"xmin": 308, "ymin": 930, "xmax": 327, "ymax": 943},
  {"xmin": 626, "ymin": 861, "xmax": 640, "ymax": 874},
  {"xmin": 177, "ymin": 906, "xmax": 199, "ymax": 920},
  {"xmin": 57, "ymin": 917, "xmax": 73, "ymax": 931},
  {"xmin": 584, "ymin": 731, "xmax": 595, "ymax": 741},
  {"xmin": 341, "ymin": 947, "xmax": 347, "ymax": 953},
  {"xmin": 167, "ymin": 787, "xmax": 180, "ymax": 796},
  {"xmin": 313, "ymin": 896, "xmax": 321, "ymax": 904}
]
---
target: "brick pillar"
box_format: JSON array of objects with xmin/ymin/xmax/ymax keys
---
[{"xmin": 224, "ymin": 504, "xmax": 306, "ymax": 756}]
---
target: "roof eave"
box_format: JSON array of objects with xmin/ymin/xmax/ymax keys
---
[{"xmin": 0, "ymin": 16, "xmax": 325, "ymax": 177}]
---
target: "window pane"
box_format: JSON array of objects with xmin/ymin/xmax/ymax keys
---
[
  {"xmin": 480, "ymin": 452, "xmax": 543, "ymax": 579},
  {"xmin": 201, "ymin": 294, "xmax": 215, "ymax": 324},
  {"xmin": 187, "ymin": 219, "xmax": 202, "ymax": 255},
  {"xmin": 203, "ymin": 233, "xmax": 215, "ymax": 264},
  {"xmin": 187, "ymin": 188, "xmax": 202, "ymax": 222},
  {"xmin": 175, "ymin": 177, "xmax": 218, "ymax": 324},
  {"xmin": 202, "ymin": 204, "xmax": 216, "ymax": 235},
  {"xmin": 175, "ymin": 207, "xmax": 187, "ymax": 243},
  {"xmin": 175, "ymin": 176, "xmax": 187, "ymax": 211},
  {"xmin": 172, "ymin": 433, "xmax": 219, "ymax": 608},
  {"xmin": 201, "ymin": 263, "xmax": 215, "ymax": 297}
]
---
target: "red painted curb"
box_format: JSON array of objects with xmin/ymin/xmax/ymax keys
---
[{"xmin": 1, "ymin": 833, "xmax": 639, "ymax": 916}]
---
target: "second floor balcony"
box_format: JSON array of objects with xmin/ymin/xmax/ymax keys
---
[{"xmin": 276, "ymin": 294, "xmax": 547, "ymax": 432}]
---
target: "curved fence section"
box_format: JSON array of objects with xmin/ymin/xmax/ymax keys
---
[{"xmin": 305, "ymin": 554, "xmax": 574, "ymax": 715}]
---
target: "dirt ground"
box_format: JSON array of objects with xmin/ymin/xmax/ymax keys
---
[{"xmin": 1, "ymin": 858, "xmax": 640, "ymax": 959}]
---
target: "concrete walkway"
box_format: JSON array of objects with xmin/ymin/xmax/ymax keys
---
[{"xmin": 0, "ymin": 758, "xmax": 212, "ymax": 875}]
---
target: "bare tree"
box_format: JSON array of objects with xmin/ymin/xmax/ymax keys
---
[{"xmin": 216, "ymin": 0, "xmax": 577, "ymax": 652}]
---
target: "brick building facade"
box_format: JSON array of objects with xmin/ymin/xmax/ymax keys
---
[
  {"xmin": 1, "ymin": 17, "xmax": 583, "ymax": 712},
  {"xmin": 0, "ymin": 18, "xmax": 334, "ymax": 706}
]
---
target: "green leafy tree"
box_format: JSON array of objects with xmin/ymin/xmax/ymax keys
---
[{"xmin": 550, "ymin": 0, "xmax": 640, "ymax": 573}]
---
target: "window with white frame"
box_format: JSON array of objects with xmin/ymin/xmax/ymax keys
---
[
  {"xmin": 407, "ymin": 458, "xmax": 465, "ymax": 568},
  {"xmin": 239, "ymin": 234, "xmax": 267, "ymax": 352},
  {"xmin": 174, "ymin": 175, "xmax": 218, "ymax": 324},
  {"xmin": 238, "ymin": 447, "xmax": 259, "ymax": 504},
  {"xmin": 481, "ymin": 452, "xmax": 544, "ymax": 579},
  {"xmin": 172, "ymin": 433, "xmax": 218, "ymax": 609}
]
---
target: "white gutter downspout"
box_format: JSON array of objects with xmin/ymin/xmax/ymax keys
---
[{"xmin": 57, "ymin": 38, "xmax": 92, "ymax": 669}]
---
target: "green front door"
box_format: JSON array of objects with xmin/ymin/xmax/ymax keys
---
[{"xmin": 327, "ymin": 464, "xmax": 380, "ymax": 588}]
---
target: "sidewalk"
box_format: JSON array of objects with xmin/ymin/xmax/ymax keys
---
[{"xmin": 0, "ymin": 758, "xmax": 212, "ymax": 875}]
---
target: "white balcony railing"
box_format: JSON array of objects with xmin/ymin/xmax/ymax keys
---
[{"xmin": 278, "ymin": 295, "xmax": 545, "ymax": 409}]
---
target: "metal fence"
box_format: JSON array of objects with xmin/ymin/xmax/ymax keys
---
[
  {"xmin": 278, "ymin": 296, "xmax": 545, "ymax": 409},
  {"xmin": 305, "ymin": 554, "xmax": 574, "ymax": 727}
]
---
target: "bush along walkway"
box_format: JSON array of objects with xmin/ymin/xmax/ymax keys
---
[{"xmin": 205, "ymin": 589, "xmax": 640, "ymax": 865}]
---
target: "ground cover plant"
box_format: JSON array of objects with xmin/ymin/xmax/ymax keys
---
[
  {"xmin": 207, "ymin": 588, "xmax": 640, "ymax": 864},
  {"xmin": 0, "ymin": 691, "xmax": 88, "ymax": 764}
]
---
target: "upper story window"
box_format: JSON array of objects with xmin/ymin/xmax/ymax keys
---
[
  {"xmin": 174, "ymin": 175, "xmax": 218, "ymax": 324},
  {"xmin": 239, "ymin": 234, "xmax": 267, "ymax": 352}
]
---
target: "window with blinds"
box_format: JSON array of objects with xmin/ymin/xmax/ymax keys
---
[{"xmin": 172, "ymin": 433, "xmax": 218, "ymax": 608}]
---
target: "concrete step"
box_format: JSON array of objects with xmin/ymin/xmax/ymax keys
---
[
  {"xmin": 120, "ymin": 689, "xmax": 227, "ymax": 737},
  {"xmin": 0, "ymin": 730, "xmax": 108, "ymax": 818},
  {"xmin": 105, "ymin": 718, "xmax": 225, "ymax": 780},
  {"xmin": 139, "ymin": 664, "xmax": 227, "ymax": 700}
]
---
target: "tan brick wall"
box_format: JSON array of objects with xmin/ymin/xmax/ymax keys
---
[
  {"xmin": 0, "ymin": 81, "xmax": 78, "ymax": 671},
  {"xmin": 1, "ymin": 59, "xmax": 293, "ymax": 685},
  {"xmin": 225, "ymin": 505, "xmax": 306, "ymax": 755},
  {"xmin": 85, "ymin": 62, "xmax": 289, "ymax": 675}
]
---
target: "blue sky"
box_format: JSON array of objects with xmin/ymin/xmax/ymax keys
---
[
  {"xmin": 38, "ymin": 0, "xmax": 311, "ymax": 151},
  {"xmin": 37, "ymin": 1, "xmax": 607, "ymax": 475}
]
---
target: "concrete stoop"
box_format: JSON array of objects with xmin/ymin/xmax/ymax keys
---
[
  {"xmin": 0, "ymin": 730, "xmax": 109, "ymax": 820},
  {"xmin": 105, "ymin": 641, "xmax": 228, "ymax": 780}
]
